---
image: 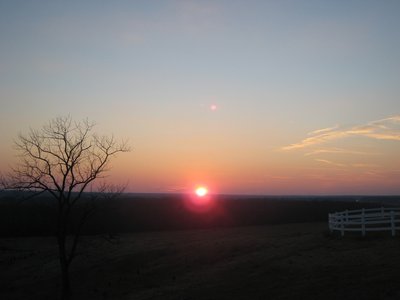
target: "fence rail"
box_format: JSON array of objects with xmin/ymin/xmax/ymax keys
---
[{"xmin": 328, "ymin": 207, "xmax": 400, "ymax": 236}]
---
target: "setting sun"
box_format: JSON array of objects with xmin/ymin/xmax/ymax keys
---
[{"xmin": 195, "ymin": 187, "xmax": 208, "ymax": 197}]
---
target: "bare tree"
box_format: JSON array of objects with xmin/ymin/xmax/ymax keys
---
[{"xmin": 1, "ymin": 116, "xmax": 130, "ymax": 298}]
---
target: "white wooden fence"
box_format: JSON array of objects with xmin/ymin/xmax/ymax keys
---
[{"xmin": 328, "ymin": 207, "xmax": 400, "ymax": 237}]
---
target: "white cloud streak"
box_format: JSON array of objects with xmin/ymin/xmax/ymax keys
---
[
  {"xmin": 308, "ymin": 125, "xmax": 339, "ymax": 136},
  {"xmin": 315, "ymin": 159, "xmax": 346, "ymax": 168},
  {"xmin": 282, "ymin": 115, "xmax": 400, "ymax": 151},
  {"xmin": 305, "ymin": 147, "xmax": 379, "ymax": 156}
]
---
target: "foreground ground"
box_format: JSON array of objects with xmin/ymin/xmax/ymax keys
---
[{"xmin": 1, "ymin": 222, "xmax": 400, "ymax": 299}]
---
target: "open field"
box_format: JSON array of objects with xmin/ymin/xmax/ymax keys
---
[
  {"xmin": 2, "ymin": 222, "xmax": 400, "ymax": 300},
  {"xmin": 1, "ymin": 194, "xmax": 398, "ymax": 236}
]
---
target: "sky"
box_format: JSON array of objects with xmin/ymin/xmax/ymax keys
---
[{"xmin": 1, "ymin": 0, "xmax": 400, "ymax": 195}]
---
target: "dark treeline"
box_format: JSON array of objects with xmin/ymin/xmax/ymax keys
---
[{"xmin": 0, "ymin": 193, "xmax": 399, "ymax": 237}]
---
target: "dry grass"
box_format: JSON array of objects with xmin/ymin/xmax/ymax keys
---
[{"xmin": 2, "ymin": 222, "xmax": 400, "ymax": 299}]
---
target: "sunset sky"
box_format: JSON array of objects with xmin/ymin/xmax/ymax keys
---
[{"xmin": 1, "ymin": 1, "xmax": 400, "ymax": 195}]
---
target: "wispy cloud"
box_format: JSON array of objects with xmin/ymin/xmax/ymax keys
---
[
  {"xmin": 351, "ymin": 163, "xmax": 380, "ymax": 168},
  {"xmin": 315, "ymin": 159, "xmax": 346, "ymax": 168},
  {"xmin": 308, "ymin": 125, "xmax": 339, "ymax": 136},
  {"xmin": 313, "ymin": 158, "xmax": 382, "ymax": 172},
  {"xmin": 164, "ymin": 186, "xmax": 188, "ymax": 193},
  {"xmin": 282, "ymin": 115, "xmax": 400, "ymax": 151},
  {"xmin": 265, "ymin": 174, "xmax": 292, "ymax": 180},
  {"xmin": 282, "ymin": 131, "xmax": 348, "ymax": 151},
  {"xmin": 305, "ymin": 147, "xmax": 379, "ymax": 156}
]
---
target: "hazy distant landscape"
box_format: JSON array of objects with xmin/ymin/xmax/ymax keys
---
[{"xmin": 1, "ymin": 193, "xmax": 399, "ymax": 236}]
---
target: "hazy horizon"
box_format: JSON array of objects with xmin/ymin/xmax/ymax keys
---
[{"xmin": 1, "ymin": 1, "xmax": 400, "ymax": 195}]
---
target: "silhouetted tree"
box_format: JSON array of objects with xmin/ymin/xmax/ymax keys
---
[{"xmin": 1, "ymin": 116, "xmax": 130, "ymax": 298}]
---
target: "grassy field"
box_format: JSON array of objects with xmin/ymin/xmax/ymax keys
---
[{"xmin": 2, "ymin": 222, "xmax": 400, "ymax": 299}]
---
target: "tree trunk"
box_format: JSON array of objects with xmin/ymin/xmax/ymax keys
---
[
  {"xmin": 57, "ymin": 220, "xmax": 71, "ymax": 299},
  {"xmin": 60, "ymin": 257, "xmax": 71, "ymax": 299}
]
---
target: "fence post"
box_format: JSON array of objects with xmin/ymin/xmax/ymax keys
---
[
  {"xmin": 340, "ymin": 214, "xmax": 344, "ymax": 237},
  {"xmin": 391, "ymin": 210, "xmax": 395, "ymax": 237},
  {"xmin": 328, "ymin": 214, "xmax": 333, "ymax": 233},
  {"xmin": 345, "ymin": 210, "xmax": 348, "ymax": 222},
  {"xmin": 361, "ymin": 208, "xmax": 366, "ymax": 237}
]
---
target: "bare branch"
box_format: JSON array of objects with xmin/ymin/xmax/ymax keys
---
[{"xmin": 2, "ymin": 115, "xmax": 131, "ymax": 296}]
